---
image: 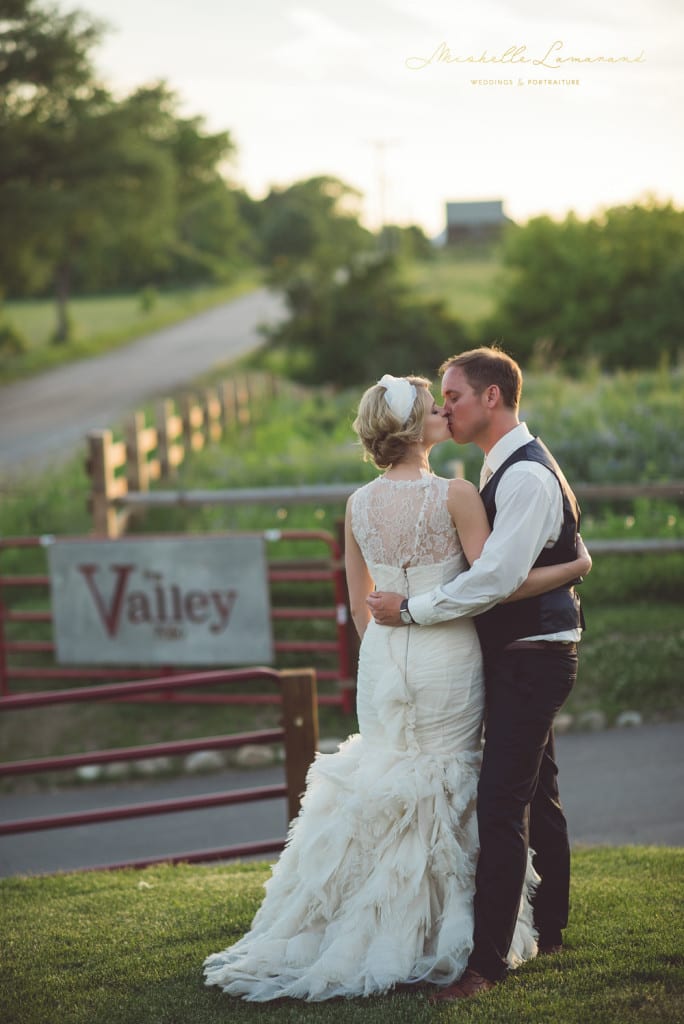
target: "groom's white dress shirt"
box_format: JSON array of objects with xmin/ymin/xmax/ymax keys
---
[{"xmin": 408, "ymin": 423, "xmax": 582, "ymax": 642}]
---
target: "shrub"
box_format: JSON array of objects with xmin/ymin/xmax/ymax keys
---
[
  {"xmin": 138, "ymin": 285, "xmax": 158, "ymax": 312},
  {"xmin": 0, "ymin": 318, "xmax": 28, "ymax": 356}
]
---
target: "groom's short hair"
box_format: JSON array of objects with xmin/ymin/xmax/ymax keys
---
[{"xmin": 439, "ymin": 347, "xmax": 522, "ymax": 410}]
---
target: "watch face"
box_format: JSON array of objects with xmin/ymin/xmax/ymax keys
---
[{"xmin": 400, "ymin": 609, "xmax": 412, "ymax": 624}]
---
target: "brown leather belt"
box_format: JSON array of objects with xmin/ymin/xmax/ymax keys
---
[{"xmin": 503, "ymin": 640, "xmax": 577, "ymax": 653}]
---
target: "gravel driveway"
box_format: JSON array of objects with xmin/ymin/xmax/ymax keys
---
[{"xmin": 0, "ymin": 287, "xmax": 286, "ymax": 475}]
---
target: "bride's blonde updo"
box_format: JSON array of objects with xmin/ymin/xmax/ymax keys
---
[{"xmin": 353, "ymin": 375, "xmax": 432, "ymax": 469}]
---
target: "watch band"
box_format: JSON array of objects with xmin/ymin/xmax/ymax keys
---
[{"xmin": 400, "ymin": 598, "xmax": 415, "ymax": 624}]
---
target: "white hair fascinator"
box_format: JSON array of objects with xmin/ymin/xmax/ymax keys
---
[{"xmin": 377, "ymin": 374, "xmax": 417, "ymax": 425}]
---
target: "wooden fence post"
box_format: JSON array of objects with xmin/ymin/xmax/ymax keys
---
[
  {"xmin": 236, "ymin": 376, "xmax": 251, "ymax": 426},
  {"xmin": 219, "ymin": 379, "xmax": 237, "ymax": 431},
  {"xmin": 181, "ymin": 393, "xmax": 206, "ymax": 452},
  {"xmin": 125, "ymin": 411, "xmax": 149, "ymax": 494},
  {"xmin": 86, "ymin": 430, "xmax": 128, "ymax": 537},
  {"xmin": 203, "ymin": 387, "xmax": 223, "ymax": 443},
  {"xmin": 156, "ymin": 399, "xmax": 172, "ymax": 480},
  {"xmin": 280, "ymin": 668, "xmax": 319, "ymax": 821},
  {"xmin": 156, "ymin": 398, "xmax": 184, "ymax": 479},
  {"xmin": 244, "ymin": 373, "xmax": 264, "ymax": 420}
]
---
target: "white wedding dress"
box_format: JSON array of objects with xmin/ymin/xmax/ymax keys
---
[{"xmin": 203, "ymin": 473, "xmax": 539, "ymax": 1001}]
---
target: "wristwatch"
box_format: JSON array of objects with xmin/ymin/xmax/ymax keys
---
[{"xmin": 400, "ymin": 599, "xmax": 415, "ymax": 625}]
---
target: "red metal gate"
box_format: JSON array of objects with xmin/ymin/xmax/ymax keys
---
[
  {"xmin": 0, "ymin": 531, "xmax": 355, "ymax": 712},
  {"xmin": 0, "ymin": 667, "xmax": 317, "ymax": 871}
]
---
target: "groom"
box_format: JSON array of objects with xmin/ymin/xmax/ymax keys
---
[{"xmin": 368, "ymin": 346, "xmax": 585, "ymax": 999}]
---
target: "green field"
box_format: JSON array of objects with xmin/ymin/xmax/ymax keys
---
[
  {"xmin": 401, "ymin": 249, "xmax": 505, "ymax": 326},
  {"xmin": 1, "ymin": 847, "xmax": 682, "ymax": 1024},
  {"xmin": 0, "ymin": 272, "xmax": 261, "ymax": 383}
]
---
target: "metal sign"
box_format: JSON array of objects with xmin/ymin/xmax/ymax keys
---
[{"xmin": 48, "ymin": 536, "xmax": 273, "ymax": 665}]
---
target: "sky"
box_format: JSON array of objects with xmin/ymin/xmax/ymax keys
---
[{"xmin": 59, "ymin": 0, "xmax": 684, "ymax": 236}]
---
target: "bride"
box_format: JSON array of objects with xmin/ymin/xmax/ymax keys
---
[{"xmin": 203, "ymin": 373, "xmax": 590, "ymax": 1002}]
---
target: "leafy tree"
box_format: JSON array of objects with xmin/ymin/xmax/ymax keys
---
[
  {"xmin": 0, "ymin": 0, "xmax": 104, "ymax": 303},
  {"xmin": 484, "ymin": 200, "xmax": 684, "ymax": 369},
  {"xmin": 231, "ymin": 188, "xmax": 264, "ymax": 263},
  {"xmin": 0, "ymin": 1, "xmax": 248, "ymax": 336},
  {"xmin": 258, "ymin": 176, "xmax": 374, "ymax": 282},
  {"xmin": 588, "ymin": 203, "xmax": 684, "ymax": 368},
  {"xmin": 256, "ymin": 178, "xmax": 457, "ymax": 386},
  {"xmin": 264, "ymin": 256, "xmax": 469, "ymax": 387},
  {"xmin": 0, "ymin": 0, "xmax": 101, "ymax": 105},
  {"xmin": 2, "ymin": 81, "xmax": 176, "ymax": 339},
  {"xmin": 378, "ymin": 224, "xmax": 435, "ymax": 261},
  {"xmin": 88, "ymin": 100, "xmax": 244, "ymax": 290},
  {"xmin": 0, "ymin": 4, "xmax": 177, "ymax": 337},
  {"xmin": 162, "ymin": 115, "xmax": 246, "ymax": 284}
]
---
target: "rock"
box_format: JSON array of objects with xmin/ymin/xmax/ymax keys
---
[
  {"xmin": 577, "ymin": 709, "xmax": 607, "ymax": 732},
  {"xmin": 317, "ymin": 738, "xmax": 343, "ymax": 754},
  {"xmin": 233, "ymin": 745, "xmax": 276, "ymax": 768},
  {"xmin": 615, "ymin": 710, "xmax": 643, "ymax": 728},
  {"xmin": 76, "ymin": 764, "xmax": 102, "ymax": 782},
  {"xmin": 554, "ymin": 713, "xmax": 574, "ymax": 735},
  {"xmin": 184, "ymin": 750, "xmax": 225, "ymax": 773},
  {"xmin": 133, "ymin": 756, "xmax": 172, "ymax": 776}
]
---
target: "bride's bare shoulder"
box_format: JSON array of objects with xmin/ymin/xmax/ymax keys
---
[
  {"xmin": 446, "ymin": 477, "xmax": 480, "ymax": 500},
  {"xmin": 446, "ymin": 478, "xmax": 482, "ymax": 518}
]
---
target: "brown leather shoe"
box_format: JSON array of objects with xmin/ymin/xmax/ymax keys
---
[{"xmin": 429, "ymin": 968, "xmax": 497, "ymax": 1002}]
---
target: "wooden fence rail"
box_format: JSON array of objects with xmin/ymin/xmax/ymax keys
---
[
  {"xmin": 85, "ymin": 373, "xmax": 684, "ymax": 540},
  {"xmin": 117, "ymin": 480, "xmax": 684, "ymax": 511},
  {"xmin": 86, "ymin": 372, "xmax": 279, "ymax": 537}
]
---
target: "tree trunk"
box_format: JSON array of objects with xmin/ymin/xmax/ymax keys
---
[{"xmin": 53, "ymin": 261, "xmax": 72, "ymax": 344}]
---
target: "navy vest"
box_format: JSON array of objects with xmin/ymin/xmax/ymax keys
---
[{"xmin": 474, "ymin": 437, "xmax": 585, "ymax": 654}]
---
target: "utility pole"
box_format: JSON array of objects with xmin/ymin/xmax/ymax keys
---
[{"xmin": 367, "ymin": 139, "xmax": 398, "ymax": 240}]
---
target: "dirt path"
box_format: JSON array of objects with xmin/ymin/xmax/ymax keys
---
[{"xmin": 0, "ymin": 287, "xmax": 286, "ymax": 476}]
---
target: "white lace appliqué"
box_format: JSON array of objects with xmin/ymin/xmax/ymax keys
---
[{"xmin": 350, "ymin": 473, "xmax": 462, "ymax": 568}]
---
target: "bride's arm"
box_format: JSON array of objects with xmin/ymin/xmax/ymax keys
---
[
  {"xmin": 447, "ymin": 479, "xmax": 592, "ymax": 600},
  {"xmin": 447, "ymin": 479, "xmax": 491, "ymax": 565},
  {"xmin": 344, "ymin": 497, "xmax": 373, "ymax": 640},
  {"xmin": 502, "ymin": 534, "xmax": 592, "ymax": 602}
]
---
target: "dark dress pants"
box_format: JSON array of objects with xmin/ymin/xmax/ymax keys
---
[{"xmin": 468, "ymin": 645, "xmax": 578, "ymax": 982}]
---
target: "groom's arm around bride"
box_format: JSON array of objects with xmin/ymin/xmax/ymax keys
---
[{"xmin": 370, "ymin": 347, "xmax": 589, "ymax": 997}]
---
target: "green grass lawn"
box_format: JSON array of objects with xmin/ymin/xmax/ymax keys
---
[
  {"xmin": 572, "ymin": 603, "xmax": 684, "ymax": 722},
  {"xmin": 0, "ymin": 271, "xmax": 262, "ymax": 384},
  {"xmin": 1, "ymin": 847, "xmax": 682, "ymax": 1023}
]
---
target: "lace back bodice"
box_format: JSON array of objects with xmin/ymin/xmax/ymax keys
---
[{"xmin": 350, "ymin": 473, "xmax": 463, "ymax": 568}]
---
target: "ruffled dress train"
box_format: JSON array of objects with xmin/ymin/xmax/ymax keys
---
[{"xmin": 203, "ymin": 477, "xmax": 539, "ymax": 1001}]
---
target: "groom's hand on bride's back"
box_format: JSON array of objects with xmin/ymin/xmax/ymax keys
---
[{"xmin": 367, "ymin": 591, "xmax": 404, "ymax": 626}]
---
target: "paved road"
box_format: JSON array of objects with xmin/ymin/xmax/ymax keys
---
[
  {"xmin": 1, "ymin": 722, "xmax": 682, "ymax": 877},
  {"xmin": 0, "ymin": 287, "xmax": 286, "ymax": 475}
]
